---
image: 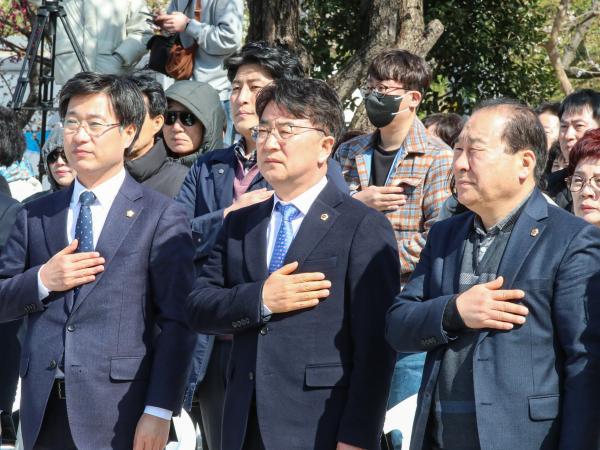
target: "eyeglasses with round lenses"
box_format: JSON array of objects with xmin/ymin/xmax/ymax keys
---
[
  {"xmin": 359, "ymin": 84, "xmax": 406, "ymax": 99},
  {"xmin": 47, "ymin": 149, "xmax": 67, "ymax": 164},
  {"xmin": 164, "ymin": 111, "xmax": 198, "ymax": 127},
  {"xmin": 567, "ymin": 175, "xmax": 600, "ymax": 192},
  {"xmin": 251, "ymin": 123, "xmax": 325, "ymax": 142},
  {"xmin": 62, "ymin": 119, "xmax": 121, "ymax": 138}
]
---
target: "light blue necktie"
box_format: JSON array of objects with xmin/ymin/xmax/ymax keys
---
[
  {"xmin": 268, "ymin": 203, "xmax": 301, "ymax": 273},
  {"xmin": 73, "ymin": 190, "xmax": 96, "ymax": 300}
]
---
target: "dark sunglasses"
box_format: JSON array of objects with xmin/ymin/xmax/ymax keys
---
[
  {"xmin": 164, "ymin": 111, "xmax": 198, "ymax": 127},
  {"xmin": 47, "ymin": 149, "xmax": 66, "ymax": 164}
]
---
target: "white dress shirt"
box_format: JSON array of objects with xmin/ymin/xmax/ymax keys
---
[
  {"xmin": 266, "ymin": 176, "xmax": 328, "ymax": 268},
  {"xmin": 36, "ymin": 169, "xmax": 172, "ymax": 421}
]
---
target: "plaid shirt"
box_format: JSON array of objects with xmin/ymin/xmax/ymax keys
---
[{"xmin": 334, "ymin": 118, "xmax": 453, "ymax": 285}]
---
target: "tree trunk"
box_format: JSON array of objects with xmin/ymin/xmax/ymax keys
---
[
  {"xmin": 327, "ymin": 0, "xmax": 444, "ymax": 129},
  {"xmin": 245, "ymin": 0, "xmax": 312, "ymax": 72}
]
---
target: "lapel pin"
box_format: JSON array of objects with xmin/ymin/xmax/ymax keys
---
[
  {"xmin": 126, "ymin": 210, "xmax": 135, "ymax": 218},
  {"xmin": 530, "ymin": 227, "xmax": 539, "ymax": 237},
  {"xmin": 218, "ymin": 168, "xmax": 225, "ymax": 174},
  {"xmin": 320, "ymin": 213, "xmax": 329, "ymax": 221}
]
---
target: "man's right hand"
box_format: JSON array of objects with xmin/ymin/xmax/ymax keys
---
[
  {"xmin": 39, "ymin": 240, "xmax": 105, "ymax": 292},
  {"xmin": 353, "ymin": 185, "xmax": 406, "ymax": 211},
  {"xmin": 262, "ymin": 262, "xmax": 331, "ymax": 314},
  {"xmin": 456, "ymin": 276, "xmax": 528, "ymax": 330},
  {"xmin": 224, "ymin": 188, "xmax": 273, "ymax": 218}
]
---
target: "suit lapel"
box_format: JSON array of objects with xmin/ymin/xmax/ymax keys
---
[
  {"xmin": 42, "ymin": 186, "xmax": 73, "ymax": 257},
  {"xmin": 71, "ymin": 175, "xmax": 143, "ymax": 313},
  {"xmin": 243, "ymin": 197, "xmax": 273, "ymax": 281},
  {"xmin": 441, "ymin": 214, "xmax": 472, "ymax": 295},
  {"xmin": 212, "ymin": 158, "xmax": 236, "ymax": 210},
  {"xmin": 477, "ymin": 190, "xmax": 548, "ymax": 345},
  {"xmin": 284, "ymin": 183, "xmax": 342, "ymax": 268}
]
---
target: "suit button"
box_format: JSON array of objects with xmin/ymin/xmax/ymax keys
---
[
  {"xmin": 248, "ymin": 371, "xmax": 254, "ymax": 381},
  {"xmin": 259, "ymin": 326, "xmax": 268, "ymax": 336},
  {"xmin": 49, "ymin": 360, "xmax": 57, "ymax": 369},
  {"xmin": 67, "ymin": 325, "xmax": 75, "ymax": 332}
]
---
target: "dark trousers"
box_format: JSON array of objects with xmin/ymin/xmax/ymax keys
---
[
  {"xmin": 33, "ymin": 381, "xmax": 77, "ymax": 450},
  {"xmin": 197, "ymin": 339, "xmax": 232, "ymax": 450},
  {"xmin": 242, "ymin": 394, "xmax": 265, "ymax": 450}
]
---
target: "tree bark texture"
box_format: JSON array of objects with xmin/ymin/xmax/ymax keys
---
[
  {"xmin": 328, "ymin": 0, "xmax": 444, "ymax": 129},
  {"xmin": 245, "ymin": 0, "xmax": 312, "ymax": 71}
]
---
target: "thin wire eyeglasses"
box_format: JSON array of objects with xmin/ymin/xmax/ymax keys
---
[{"xmin": 62, "ymin": 119, "xmax": 121, "ymax": 138}]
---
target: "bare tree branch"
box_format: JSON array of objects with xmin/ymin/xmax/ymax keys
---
[
  {"xmin": 565, "ymin": 66, "xmax": 600, "ymax": 79},
  {"xmin": 562, "ymin": 0, "xmax": 599, "ymax": 68},
  {"xmin": 545, "ymin": 0, "xmax": 574, "ymax": 94}
]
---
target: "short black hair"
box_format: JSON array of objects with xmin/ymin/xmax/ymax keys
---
[
  {"xmin": 423, "ymin": 113, "xmax": 466, "ymax": 147},
  {"xmin": 367, "ymin": 49, "xmax": 432, "ymax": 92},
  {"xmin": 558, "ymin": 89, "xmax": 600, "ymax": 122},
  {"xmin": 535, "ymin": 101, "xmax": 560, "ymax": 117},
  {"xmin": 474, "ymin": 98, "xmax": 548, "ymax": 184},
  {"xmin": 255, "ymin": 78, "xmax": 344, "ymax": 141},
  {"xmin": 224, "ymin": 41, "xmax": 305, "ymax": 82},
  {"xmin": 128, "ymin": 71, "xmax": 167, "ymax": 118},
  {"xmin": 58, "ymin": 72, "xmax": 146, "ymax": 154},
  {"xmin": 0, "ymin": 107, "xmax": 26, "ymax": 166}
]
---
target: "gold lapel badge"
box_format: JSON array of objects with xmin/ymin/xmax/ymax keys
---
[
  {"xmin": 320, "ymin": 213, "xmax": 329, "ymax": 221},
  {"xmin": 530, "ymin": 227, "xmax": 539, "ymax": 237},
  {"xmin": 126, "ymin": 210, "xmax": 135, "ymax": 218}
]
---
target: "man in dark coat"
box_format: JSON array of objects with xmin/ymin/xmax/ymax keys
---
[
  {"xmin": 186, "ymin": 78, "xmax": 398, "ymax": 450},
  {"xmin": 125, "ymin": 72, "xmax": 190, "ymax": 198}
]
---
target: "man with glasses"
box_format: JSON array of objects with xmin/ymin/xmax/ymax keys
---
[
  {"xmin": 386, "ymin": 99, "xmax": 600, "ymax": 450},
  {"xmin": 186, "ymin": 78, "xmax": 399, "ymax": 450},
  {"xmin": 0, "ymin": 72, "xmax": 195, "ymax": 450},
  {"xmin": 175, "ymin": 42, "xmax": 348, "ymax": 450},
  {"xmin": 334, "ymin": 49, "xmax": 453, "ymax": 448}
]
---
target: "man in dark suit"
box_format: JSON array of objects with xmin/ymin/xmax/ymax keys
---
[
  {"xmin": 186, "ymin": 78, "xmax": 398, "ymax": 450},
  {"xmin": 386, "ymin": 99, "xmax": 600, "ymax": 450},
  {"xmin": 0, "ymin": 193, "xmax": 22, "ymax": 444},
  {"xmin": 175, "ymin": 41, "xmax": 348, "ymax": 450},
  {"xmin": 0, "ymin": 72, "xmax": 195, "ymax": 450}
]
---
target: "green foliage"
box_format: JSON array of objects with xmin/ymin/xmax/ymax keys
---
[
  {"xmin": 300, "ymin": 0, "xmax": 363, "ymax": 79},
  {"xmin": 421, "ymin": 0, "xmax": 560, "ymax": 114}
]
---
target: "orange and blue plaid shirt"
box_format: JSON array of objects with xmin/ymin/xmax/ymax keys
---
[{"xmin": 334, "ymin": 118, "xmax": 453, "ymax": 285}]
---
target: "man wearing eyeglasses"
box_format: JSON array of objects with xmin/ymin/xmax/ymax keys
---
[
  {"xmin": 334, "ymin": 49, "xmax": 454, "ymax": 449},
  {"xmin": 174, "ymin": 42, "xmax": 348, "ymax": 450},
  {"xmin": 0, "ymin": 72, "xmax": 195, "ymax": 450},
  {"xmin": 386, "ymin": 100, "xmax": 600, "ymax": 450},
  {"xmin": 186, "ymin": 78, "xmax": 398, "ymax": 450}
]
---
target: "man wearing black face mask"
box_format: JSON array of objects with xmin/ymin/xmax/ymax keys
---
[{"xmin": 334, "ymin": 49, "xmax": 453, "ymax": 450}]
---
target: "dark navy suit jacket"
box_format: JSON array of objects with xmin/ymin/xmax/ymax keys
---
[
  {"xmin": 185, "ymin": 181, "xmax": 398, "ymax": 450},
  {"xmin": 175, "ymin": 145, "xmax": 349, "ymax": 400},
  {"xmin": 0, "ymin": 174, "xmax": 196, "ymax": 450},
  {"xmin": 386, "ymin": 189, "xmax": 600, "ymax": 450},
  {"xmin": 0, "ymin": 193, "xmax": 22, "ymax": 413}
]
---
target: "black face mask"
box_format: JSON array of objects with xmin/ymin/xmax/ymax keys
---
[{"xmin": 365, "ymin": 93, "xmax": 405, "ymax": 128}]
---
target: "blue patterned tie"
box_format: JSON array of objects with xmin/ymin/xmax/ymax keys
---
[
  {"xmin": 73, "ymin": 191, "xmax": 96, "ymax": 299},
  {"xmin": 268, "ymin": 203, "xmax": 301, "ymax": 273}
]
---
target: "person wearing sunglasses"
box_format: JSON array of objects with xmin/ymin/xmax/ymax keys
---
[
  {"xmin": 567, "ymin": 128, "xmax": 600, "ymax": 227},
  {"xmin": 125, "ymin": 72, "xmax": 190, "ymax": 198},
  {"xmin": 25, "ymin": 125, "xmax": 77, "ymax": 204},
  {"xmin": 163, "ymin": 80, "xmax": 225, "ymax": 167}
]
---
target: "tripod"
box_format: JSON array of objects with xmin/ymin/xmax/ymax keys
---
[{"xmin": 10, "ymin": 0, "xmax": 89, "ymax": 176}]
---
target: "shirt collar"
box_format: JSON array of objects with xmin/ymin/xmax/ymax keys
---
[
  {"xmin": 272, "ymin": 176, "xmax": 328, "ymax": 217},
  {"xmin": 473, "ymin": 193, "xmax": 532, "ymax": 236},
  {"xmin": 71, "ymin": 169, "xmax": 126, "ymax": 208},
  {"xmin": 234, "ymin": 138, "xmax": 257, "ymax": 167}
]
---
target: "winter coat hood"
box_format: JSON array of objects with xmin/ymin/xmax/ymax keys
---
[{"xmin": 165, "ymin": 80, "xmax": 225, "ymax": 167}]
